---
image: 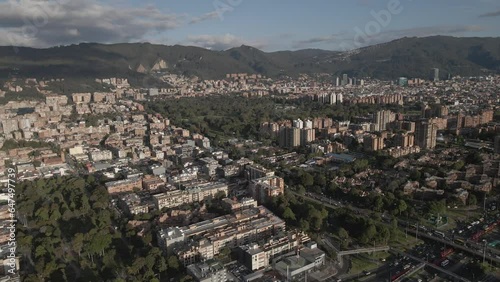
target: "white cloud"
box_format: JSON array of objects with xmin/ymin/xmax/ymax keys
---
[
  {"xmin": 0, "ymin": 0, "xmax": 183, "ymax": 47},
  {"xmin": 189, "ymin": 11, "xmax": 220, "ymax": 24},
  {"xmin": 185, "ymin": 33, "xmax": 266, "ymax": 50}
]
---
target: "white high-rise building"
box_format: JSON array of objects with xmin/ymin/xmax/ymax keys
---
[
  {"xmin": 329, "ymin": 93, "xmax": 337, "ymax": 105},
  {"xmin": 293, "ymin": 119, "xmax": 304, "ymax": 129},
  {"xmin": 336, "ymin": 93, "xmax": 343, "ymax": 104},
  {"xmin": 304, "ymin": 119, "xmax": 313, "ymax": 129}
]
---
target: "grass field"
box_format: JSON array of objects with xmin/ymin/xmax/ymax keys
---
[{"xmin": 348, "ymin": 256, "xmax": 378, "ymax": 275}]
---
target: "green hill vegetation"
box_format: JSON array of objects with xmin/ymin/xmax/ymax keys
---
[{"xmin": 0, "ymin": 36, "xmax": 499, "ymax": 80}]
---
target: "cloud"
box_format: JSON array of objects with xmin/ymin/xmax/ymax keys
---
[
  {"xmin": 479, "ymin": 10, "xmax": 500, "ymax": 17},
  {"xmin": 380, "ymin": 25, "xmax": 484, "ymax": 38},
  {"xmin": 189, "ymin": 11, "xmax": 220, "ymax": 24},
  {"xmin": 0, "ymin": 0, "xmax": 183, "ymax": 47},
  {"xmin": 293, "ymin": 35, "xmax": 337, "ymax": 48},
  {"xmin": 301, "ymin": 25, "xmax": 486, "ymax": 51},
  {"xmin": 185, "ymin": 34, "xmax": 266, "ymax": 50}
]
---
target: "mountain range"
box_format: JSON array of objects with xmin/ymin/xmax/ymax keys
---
[{"xmin": 0, "ymin": 36, "xmax": 499, "ymax": 82}]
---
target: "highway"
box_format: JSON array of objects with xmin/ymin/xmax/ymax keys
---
[
  {"xmin": 390, "ymin": 249, "xmax": 472, "ymax": 282},
  {"xmin": 289, "ymin": 190, "xmax": 500, "ymax": 266},
  {"xmin": 403, "ymin": 227, "xmax": 500, "ymax": 264}
]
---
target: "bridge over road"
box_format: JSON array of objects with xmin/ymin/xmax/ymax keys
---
[{"xmin": 337, "ymin": 246, "xmax": 390, "ymax": 262}]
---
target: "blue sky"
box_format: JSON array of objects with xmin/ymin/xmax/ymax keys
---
[{"xmin": 0, "ymin": 0, "xmax": 499, "ymax": 50}]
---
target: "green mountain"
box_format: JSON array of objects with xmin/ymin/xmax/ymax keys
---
[{"xmin": 0, "ymin": 36, "xmax": 499, "ymax": 81}]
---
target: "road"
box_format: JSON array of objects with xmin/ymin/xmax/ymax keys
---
[
  {"xmin": 290, "ymin": 190, "xmax": 500, "ymax": 265},
  {"xmin": 404, "ymin": 228, "xmax": 500, "ymax": 264},
  {"xmin": 390, "ymin": 249, "xmax": 471, "ymax": 282}
]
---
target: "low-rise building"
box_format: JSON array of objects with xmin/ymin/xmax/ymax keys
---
[
  {"xmin": 142, "ymin": 176, "xmax": 165, "ymax": 190},
  {"xmin": 118, "ymin": 193, "xmax": 149, "ymax": 215},
  {"xmin": 274, "ymin": 243, "xmax": 325, "ymax": 280},
  {"xmin": 89, "ymin": 149, "xmax": 113, "ymax": 162},
  {"xmin": 153, "ymin": 182, "xmax": 228, "ymax": 210},
  {"xmin": 153, "ymin": 190, "xmax": 192, "ymax": 210},
  {"xmin": 187, "ymin": 260, "xmax": 227, "ymax": 282},
  {"xmin": 240, "ymin": 232, "xmax": 307, "ymax": 271},
  {"xmin": 105, "ymin": 177, "xmax": 142, "ymax": 195}
]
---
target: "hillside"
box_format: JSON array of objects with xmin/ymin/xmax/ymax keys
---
[{"xmin": 0, "ymin": 36, "xmax": 499, "ymax": 81}]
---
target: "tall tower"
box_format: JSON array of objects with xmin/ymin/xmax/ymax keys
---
[
  {"xmin": 432, "ymin": 68, "xmax": 440, "ymax": 82},
  {"xmin": 373, "ymin": 110, "xmax": 394, "ymax": 132},
  {"xmin": 415, "ymin": 120, "xmax": 437, "ymax": 149},
  {"xmin": 342, "ymin": 74, "xmax": 348, "ymax": 86}
]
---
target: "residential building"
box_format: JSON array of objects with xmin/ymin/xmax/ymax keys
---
[
  {"xmin": 89, "ymin": 149, "xmax": 113, "ymax": 162},
  {"xmin": 394, "ymin": 133, "xmax": 415, "ymax": 148},
  {"xmin": 187, "ymin": 260, "xmax": 227, "ymax": 282},
  {"xmin": 415, "ymin": 120, "xmax": 438, "ymax": 149},
  {"xmin": 363, "ymin": 134, "xmax": 384, "ymax": 151},
  {"xmin": 279, "ymin": 127, "xmax": 301, "ymax": 148},
  {"xmin": 153, "ymin": 190, "xmax": 192, "ymax": 210},
  {"xmin": 118, "ymin": 193, "xmax": 149, "ymax": 215},
  {"xmin": 105, "ymin": 177, "xmax": 142, "ymax": 195},
  {"xmin": 245, "ymin": 164, "xmax": 274, "ymax": 180},
  {"xmin": 158, "ymin": 205, "xmax": 286, "ymax": 265},
  {"xmin": 249, "ymin": 176, "xmax": 285, "ymax": 204},
  {"xmin": 373, "ymin": 110, "xmax": 395, "ymax": 131}
]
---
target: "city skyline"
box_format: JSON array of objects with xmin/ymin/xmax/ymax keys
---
[{"xmin": 0, "ymin": 0, "xmax": 499, "ymax": 51}]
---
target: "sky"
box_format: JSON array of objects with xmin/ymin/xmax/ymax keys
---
[{"xmin": 0, "ymin": 0, "xmax": 499, "ymax": 51}]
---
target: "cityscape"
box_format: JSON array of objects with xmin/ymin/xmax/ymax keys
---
[{"xmin": 0, "ymin": 1, "xmax": 500, "ymax": 282}]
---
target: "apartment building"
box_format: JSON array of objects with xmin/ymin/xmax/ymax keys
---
[
  {"xmin": 153, "ymin": 182, "xmax": 228, "ymax": 210},
  {"xmin": 105, "ymin": 177, "xmax": 142, "ymax": 195},
  {"xmin": 248, "ymin": 176, "xmax": 285, "ymax": 204},
  {"xmin": 158, "ymin": 205, "xmax": 286, "ymax": 265},
  {"xmin": 240, "ymin": 232, "xmax": 308, "ymax": 271},
  {"xmin": 363, "ymin": 134, "xmax": 384, "ymax": 151},
  {"xmin": 245, "ymin": 164, "xmax": 274, "ymax": 180},
  {"xmin": 187, "ymin": 260, "xmax": 227, "ymax": 282},
  {"xmin": 153, "ymin": 190, "xmax": 192, "ymax": 210},
  {"xmin": 118, "ymin": 193, "xmax": 149, "ymax": 215}
]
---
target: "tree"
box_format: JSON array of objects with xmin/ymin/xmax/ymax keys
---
[
  {"xmin": 338, "ymin": 228, "xmax": 349, "ymax": 240},
  {"xmin": 297, "ymin": 185, "xmax": 306, "ymax": 195},
  {"xmin": 314, "ymin": 174, "xmax": 326, "ymax": 187},
  {"xmin": 409, "ymin": 170, "xmax": 421, "ymax": 181},
  {"xmin": 373, "ymin": 196, "xmax": 384, "ymax": 212},
  {"xmin": 468, "ymin": 194, "xmax": 477, "ymax": 206},
  {"xmin": 397, "ymin": 200, "xmax": 408, "ymax": 215},
  {"xmin": 311, "ymin": 216, "xmax": 323, "ymax": 231},
  {"xmin": 327, "ymin": 182, "xmax": 339, "ymax": 196},
  {"xmin": 299, "ymin": 219, "xmax": 310, "ymax": 231},
  {"xmin": 465, "ymin": 152, "xmax": 482, "ymax": 165},
  {"xmin": 167, "ymin": 256, "xmax": 180, "ymax": 272},
  {"xmin": 218, "ymin": 247, "xmax": 231, "ymax": 260},
  {"xmin": 301, "ymin": 173, "xmax": 314, "ymax": 187},
  {"xmin": 377, "ymin": 226, "xmax": 391, "ymax": 244},
  {"xmin": 282, "ymin": 207, "xmax": 296, "ymax": 221},
  {"xmin": 391, "ymin": 217, "xmax": 398, "ymax": 232},
  {"xmin": 427, "ymin": 200, "xmax": 447, "ymax": 216},
  {"xmin": 359, "ymin": 224, "xmax": 377, "ymax": 244},
  {"xmin": 453, "ymin": 160, "xmax": 465, "ymax": 171}
]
